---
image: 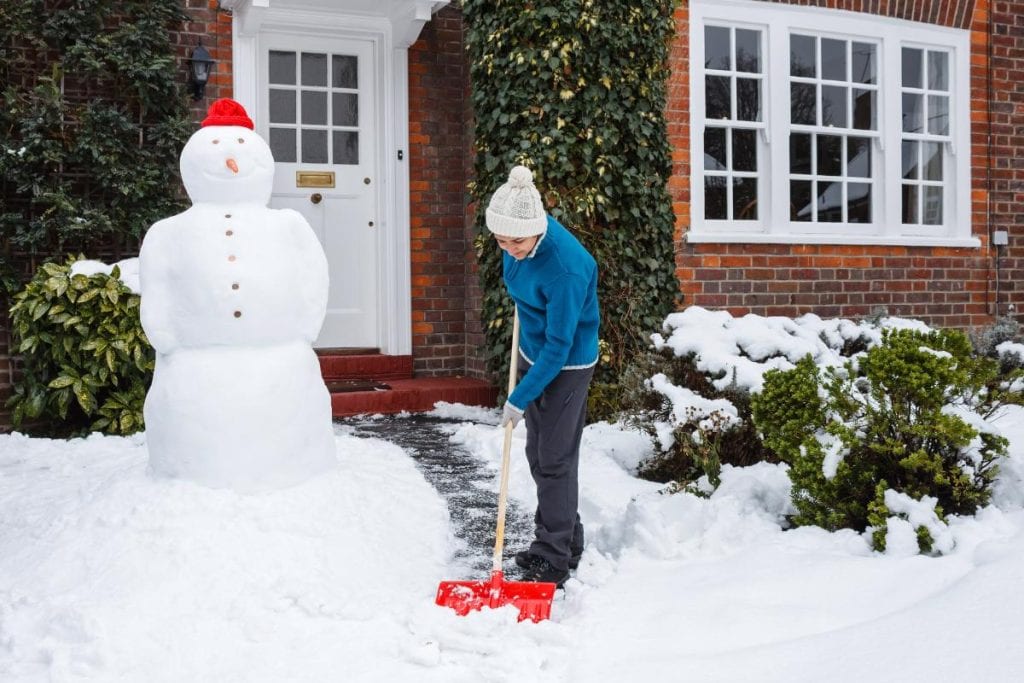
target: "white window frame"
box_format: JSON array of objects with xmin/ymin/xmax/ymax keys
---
[{"xmin": 688, "ymin": 0, "xmax": 977, "ymax": 247}]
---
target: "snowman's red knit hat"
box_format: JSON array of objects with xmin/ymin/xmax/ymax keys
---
[{"xmin": 201, "ymin": 98, "xmax": 254, "ymax": 130}]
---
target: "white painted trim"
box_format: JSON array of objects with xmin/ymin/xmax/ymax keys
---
[
  {"xmin": 688, "ymin": 0, "xmax": 974, "ymax": 247},
  {"xmin": 227, "ymin": 0, "xmax": 442, "ymax": 354}
]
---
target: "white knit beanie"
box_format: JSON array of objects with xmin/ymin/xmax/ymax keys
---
[{"xmin": 485, "ymin": 165, "xmax": 547, "ymax": 237}]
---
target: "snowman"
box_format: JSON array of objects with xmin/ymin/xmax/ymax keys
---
[{"xmin": 139, "ymin": 99, "xmax": 336, "ymax": 492}]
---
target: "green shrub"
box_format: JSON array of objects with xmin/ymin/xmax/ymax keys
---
[
  {"xmin": 753, "ymin": 329, "xmax": 1007, "ymax": 553},
  {"xmin": 622, "ymin": 349, "xmax": 775, "ymax": 487},
  {"xmin": 8, "ymin": 256, "xmax": 153, "ymax": 436}
]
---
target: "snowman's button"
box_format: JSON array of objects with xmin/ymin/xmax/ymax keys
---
[
  {"xmin": 226, "ymin": 229, "xmax": 234, "ymax": 236},
  {"xmin": 233, "ymin": 311, "xmax": 242, "ymax": 318},
  {"xmin": 225, "ymin": 214, "xmax": 232, "ymax": 218},
  {"xmin": 228, "ymin": 255, "xmax": 236, "ymax": 262},
  {"xmin": 231, "ymin": 283, "xmax": 240, "ymax": 290}
]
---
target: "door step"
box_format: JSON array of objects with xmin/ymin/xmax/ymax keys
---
[
  {"xmin": 330, "ymin": 377, "xmax": 497, "ymax": 417},
  {"xmin": 318, "ymin": 353, "xmax": 413, "ymax": 381}
]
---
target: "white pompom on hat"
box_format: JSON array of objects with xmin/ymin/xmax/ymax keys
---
[{"xmin": 485, "ymin": 165, "xmax": 548, "ymax": 237}]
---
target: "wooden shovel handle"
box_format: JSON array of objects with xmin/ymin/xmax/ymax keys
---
[{"xmin": 492, "ymin": 308, "xmax": 520, "ymax": 572}]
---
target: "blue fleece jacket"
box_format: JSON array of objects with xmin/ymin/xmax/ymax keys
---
[{"xmin": 505, "ymin": 215, "xmax": 600, "ymax": 410}]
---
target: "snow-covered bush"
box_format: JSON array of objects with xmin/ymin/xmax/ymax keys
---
[
  {"xmin": 8, "ymin": 257, "xmax": 152, "ymax": 436},
  {"xmin": 753, "ymin": 328, "xmax": 1007, "ymax": 553}
]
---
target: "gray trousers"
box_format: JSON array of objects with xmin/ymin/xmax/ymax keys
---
[{"xmin": 519, "ymin": 360, "xmax": 594, "ymax": 571}]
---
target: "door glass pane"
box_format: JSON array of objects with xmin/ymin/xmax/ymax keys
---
[
  {"xmin": 733, "ymin": 129, "xmax": 757, "ymax": 172},
  {"xmin": 847, "ymin": 137, "xmax": 871, "ymax": 177},
  {"xmin": 790, "ymin": 133, "xmax": 812, "ymax": 174},
  {"xmin": 301, "ymin": 53, "xmax": 327, "ymax": 86},
  {"xmin": 705, "ymin": 26, "xmax": 730, "ymax": 70},
  {"xmin": 332, "ymin": 93, "xmax": 358, "ymax": 127},
  {"xmin": 302, "ymin": 129, "xmax": 328, "ymax": 163},
  {"xmin": 821, "ymin": 85, "xmax": 847, "ymax": 127},
  {"xmin": 735, "ymin": 29, "xmax": 761, "ymax": 73},
  {"xmin": 269, "ymin": 89, "xmax": 295, "ymax": 124},
  {"xmin": 705, "ymin": 177, "xmax": 727, "ymax": 219},
  {"xmin": 269, "ymin": 128, "xmax": 296, "ymax": 162},
  {"xmin": 848, "ymin": 183, "xmax": 871, "ymax": 223},
  {"xmin": 301, "ymin": 91, "xmax": 327, "ymax": 125},
  {"xmin": 852, "ymin": 42, "xmax": 876, "ymax": 84},
  {"xmin": 821, "ymin": 38, "xmax": 846, "ymax": 81},
  {"xmin": 269, "ymin": 51, "xmax": 296, "ymax": 85},
  {"xmin": 790, "ymin": 34, "xmax": 815, "ymax": 77},
  {"xmin": 332, "ymin": 131, "xmax": 359, "ymax": 165},
  {"xmin": 902, "ymin": 93, "xmax": 923, "ymax": 133},
  {"xmin": 332, "ymin": 55, "xmax": 358, "ymax": 88},
  {"xmin": 902, "ymin": 47, "xmax": 922, "ymax": 88}
]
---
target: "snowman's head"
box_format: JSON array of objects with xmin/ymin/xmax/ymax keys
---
[{"xmin": 180, "ymin": 99, "xmax": 274, "ymax": 205}]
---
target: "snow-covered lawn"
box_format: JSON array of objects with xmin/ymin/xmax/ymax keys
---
[{"xmin": 2, "ymin": 402, "xmax": 1023, "ymax": 682}]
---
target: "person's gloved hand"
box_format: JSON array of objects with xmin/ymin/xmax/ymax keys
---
[{"xmin": 500, "ymin": 400, "xmax": 524, "ymax": 428}]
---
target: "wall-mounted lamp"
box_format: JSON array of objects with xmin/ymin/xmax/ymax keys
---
[{"xmin": 188, "ymin": 44, "xmax": 215, "ymax": 101}]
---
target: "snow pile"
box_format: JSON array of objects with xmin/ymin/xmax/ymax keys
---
[{"xmin": 69, "ymin": 258, "xmax": 140, "ymax": 294}]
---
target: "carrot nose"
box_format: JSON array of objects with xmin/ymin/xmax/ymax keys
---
[{"xmin": 226, "ymin": 158, "xmax": 239, "ymax": 174}]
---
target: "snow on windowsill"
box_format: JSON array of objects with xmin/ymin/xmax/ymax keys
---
[{"xmin": 684, "ymin": 231, "xmax": 982, "ymax": 249}]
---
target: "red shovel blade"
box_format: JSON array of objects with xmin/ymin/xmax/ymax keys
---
[{"xmin": 436, "ymin": 570, "xmax": 557, "ymax": 623}]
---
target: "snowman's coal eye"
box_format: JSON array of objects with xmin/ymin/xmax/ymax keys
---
[
  {"xmin": 212, "ymin": 139, "xmax": 220, "ymax": 144},
  {"xmin": 238, "ymin": 138, "xmax": 245, "ymax": 144}
]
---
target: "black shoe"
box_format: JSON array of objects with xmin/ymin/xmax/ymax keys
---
[
  {"xmin": 515, "ymin": 549, "xmax": 582, "ymax": 570},
  {"xmin": 520, "ymin": 556, "xmax": 571, "ymax": 588}
]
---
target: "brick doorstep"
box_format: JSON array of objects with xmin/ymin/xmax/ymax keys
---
[
  {"xmin": 318, "ymin": 353, "xmax": 414, "ymax": 381},
  {"xmin": 330, "ymin": 377, "xmax": 498, "ymax": 417}
]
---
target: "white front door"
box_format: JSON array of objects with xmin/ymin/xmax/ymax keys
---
[{"xmin": 259, "ymin": 36, "xmax": 378, "ymax": 348}]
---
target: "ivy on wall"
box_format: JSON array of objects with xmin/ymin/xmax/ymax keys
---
[
  {"xmin": 464, "ymin": 0, "xmax": 681, "ymax": 384},
  {"xmin": 0, "ymin": 0, "xmax": 192, "ymax": 292}
]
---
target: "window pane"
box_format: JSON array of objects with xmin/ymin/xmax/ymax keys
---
[
  {"xmin": 705, "ymin": 177, "xmax": 728, "ymax": 219},
  {"xmin": 735, "ymin": 29, "xmax": 761, "ymax": 73},
  {"xmin": 902, "ymin": 141, "xmax": 920, "ymax": 179},
  {"xmin": 734, "ymin": 177, "xmax": 757, "ymax": 220},
  {"xmin": 791, "ymin": 82, "xmax": 816, "ymax": 125},
  {"xmin": 928, "ymin": 95, "xmax": 949, "ymax": 135},
  {"xmin": 791, "ymin": 180, "xmax": 813, "ymax": 221},
  {"xmin": 706, "ymin": 76, "xmax": 731, "ymax": 119},
  {"xmin": 821, "ymin": 38, "xmax": 846, "ymax": 81},
  {"xmin": 928, "ymin": 51, "xmax": 949, "ymax": 91},
  {"xmin": 332, "ymin": 93, "xmax": 358, "ymax": 127},
  {"xmin": 848, "ymin": 183, "xmax": 871, "ymax": 223},
  {"xmin": 923, "ymin": 186, "xmax": 943, "ymax": 225},
  {"xmin": 269, "ymin": 128, "xmax": 296, "ymax": 162},
  {"xmin": 853, "ymin": 89, "xmax": 876, "ymax": 130},
  {"xmin": 332, "ymin": 55, "xmax": 358, "ymax": 88},
  {"xmin": 821, "ymin": 85, "xmax": 848, "ymax": 127},
  {"xmin": 847, "ymin": 137, "xmax": 871, "ymax": 177},
  {"xmin": 923, "ymin": 142, "xmax": 943, "ymax": 181},
  {"xmin": 737, "ymin": 78, "xmax": 761, "ymax": 121},
  {"xmin": 852, "ymin": 42, "xmax": 876, "ymax": 84},
  {"xmin": 269, "ymin": 89, "xmax": 295, "ymax": 124},
  {"xmin": 705, "ymin": 26, "xmax": 731, "ymax": 70},
  {"xmin": 791, "ymin": 34, "xmax": 816, "ymax": 77},
  {"xmin": 301, "ymin": 53, "xmax": 327, "ymax": 87},
  {"xmin": 818, "ymin": 135, "xmax": 842, "ymax": 176},
  {"xmin": 269, "ymin": 51, "xmax": 296, "ymax": 85},
  {"xmin": 733, "ymin": 129, "xmax": 757, "ymax": 171},
  {"xmin": 902, "ymin": 93, "xmax": 923, "ymax": 133},
  {"xmin": 817, "ymin": 181, "xmax": 843, "ymax": 222},
  {"xmin": 704, "ymin": 127, "xmax": 727, "ymax": 170},
  {"xmin": 790, "ymin": 133, "xmax": 812, "ymax": 174},
  {"xmin": 902, "ymin": 47, "xmax": 922, "ymax": 88},
  {"xmin": 332, "ymin": 131, "xmax": 359, "ymax": 165},
  {"xmin": 301, "ymin": 91, "xmax": 327, "ymax": 125},
  {"xmin": 301, "ymin": 129, "xmax": 328, "ymax": 163},
  {"xmin": 902, "ymin": 184, "xmax": 919, "ymax": 223}
]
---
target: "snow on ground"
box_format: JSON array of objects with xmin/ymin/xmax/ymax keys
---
[{"xmin": 3, "ymin": 405, "xmax": 1024, "ymax": 682}]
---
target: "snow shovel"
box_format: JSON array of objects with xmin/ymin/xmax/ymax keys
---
[{"xmin": 435, "ymin": 309, "xmax": 557, "ymax": 623}]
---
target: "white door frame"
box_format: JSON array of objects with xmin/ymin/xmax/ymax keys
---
[{"xmin": 222, "ymin": 0, "xmax": 448, "ymax": 354}]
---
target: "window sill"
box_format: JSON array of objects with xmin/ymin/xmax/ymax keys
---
[{"xmin": 684, "ymin": 231, "xmax": 982, "ymax": 249}]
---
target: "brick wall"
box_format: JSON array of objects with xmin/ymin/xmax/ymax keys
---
[
  {"xmin": 669, "ymin": 0, "xmax": 1009, "ymax": 328},
  {"xmin": 180, "ymin": 0, "xmax": 234, "ymax": 122},
  {"xmin": 408, "ymin": 6, "xmax": 480, "ymax": 376}
]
